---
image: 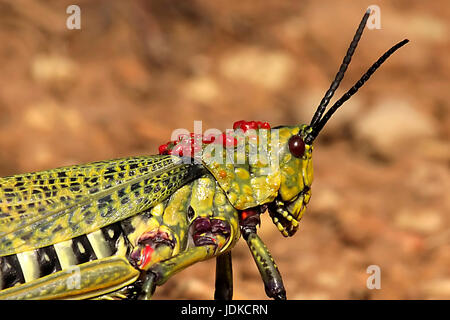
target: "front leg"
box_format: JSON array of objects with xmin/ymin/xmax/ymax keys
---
[{"xmin": 240, "ymin": 208, "xmax": 287, "ymax": 300}]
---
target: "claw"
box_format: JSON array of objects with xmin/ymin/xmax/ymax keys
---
[{"xmin": 272, "ymin": 289, "xmax": 287, "ymax": 300}]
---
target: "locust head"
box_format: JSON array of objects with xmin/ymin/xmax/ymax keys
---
[{"xmin": 268, "ymin": 10, "xmax": 409, "ymax": 237}]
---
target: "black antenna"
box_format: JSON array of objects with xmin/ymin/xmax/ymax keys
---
[
  {"xmin": 306, "ymin": 38, "xmax": 409, "ymax": 143},
  {"xmin": 309, "ymin": 9, "xmax": 371, "ymax": 128}
]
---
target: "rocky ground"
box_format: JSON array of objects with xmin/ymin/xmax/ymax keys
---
[{"xmin": 0, "ymin": 0, "xmax": 448, "ymax": 299}]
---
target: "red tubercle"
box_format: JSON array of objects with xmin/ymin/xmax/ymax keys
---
[
  {"xmin": 240, "ymin": 211, "xmax": 250, "ymax": 221},
  {"xmin": 216, "ymin": 133, "xmax": 238, "ymax": 147},
  {"xmin": 158, "ymin": 140, "xmax": 176, "ymax": 155},
  {"xmin": 239, "ymin": 208, "xmax": 261, "ymax": 222},
  {"xmin": 158, "ymin": 120, "xmax": 270, "ymax": 155},
  {"xmin": 233, "ymin": 120, "xmax": 271, "ymax": 132},
  {"xmin": 260, "ymin": 122, "xmax": 271, "ymax": 129},
  {"xmin": 158, "ymin": 144, "xmax": 168, "ymax": 155},
  {"xmin": 171, "ymin": 143, "xmax": 185, "ymax": 156},
  {"xmin": 202, "ymin": 134, "xmax": 216, "ymax": 144},
  {"xmin": 158, "ymin": 133, "xmax": 228, "ymax": 155}
]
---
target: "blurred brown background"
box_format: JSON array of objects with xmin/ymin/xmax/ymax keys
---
[{"xmin": 0, "ymin": 0, "xmax": 448, "ymax": 299}]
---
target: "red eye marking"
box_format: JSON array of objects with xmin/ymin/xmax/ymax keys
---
[{"xmin": 288, "ymin": 135, "xmax": 305, "ymax": 158}]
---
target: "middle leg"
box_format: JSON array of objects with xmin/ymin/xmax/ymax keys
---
[{"xmin": 214, "ymin": 250, "xmax": 233, "ymax": 300}]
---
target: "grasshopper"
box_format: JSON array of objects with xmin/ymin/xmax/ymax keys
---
[{"xmin": 0, "ymin": 10, "xmax": 408, "ymax": 300}]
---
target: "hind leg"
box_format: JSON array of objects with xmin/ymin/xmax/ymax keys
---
[{"xmin": 0, "ymin": 256, "xmax": 140, "ymax": 300}]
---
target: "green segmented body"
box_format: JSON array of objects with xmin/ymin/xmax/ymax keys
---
[
  {"xmin": 0, "ymin": 169, "xmax": 239, "ymax": 299},
  {"xmin": 0, "ymin": 125, "xmax": 310, "ymax": 299},
  {"xmin": 0, "ymin": 155, "xmax": 203, "ymax": 256}
]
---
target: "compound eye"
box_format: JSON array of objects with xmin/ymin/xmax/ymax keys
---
[{"xmin": 288, "ymin": 135, "xmax": 305, "ymax": 158}]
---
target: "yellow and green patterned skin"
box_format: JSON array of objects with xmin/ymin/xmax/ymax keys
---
[
  {"xmin": 124, "ymin": 173, "xmax": 240, "ymax": 273},
  {"xmin": 202, "ymin": 125, "xmax": 313, "ymax": 236}
]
